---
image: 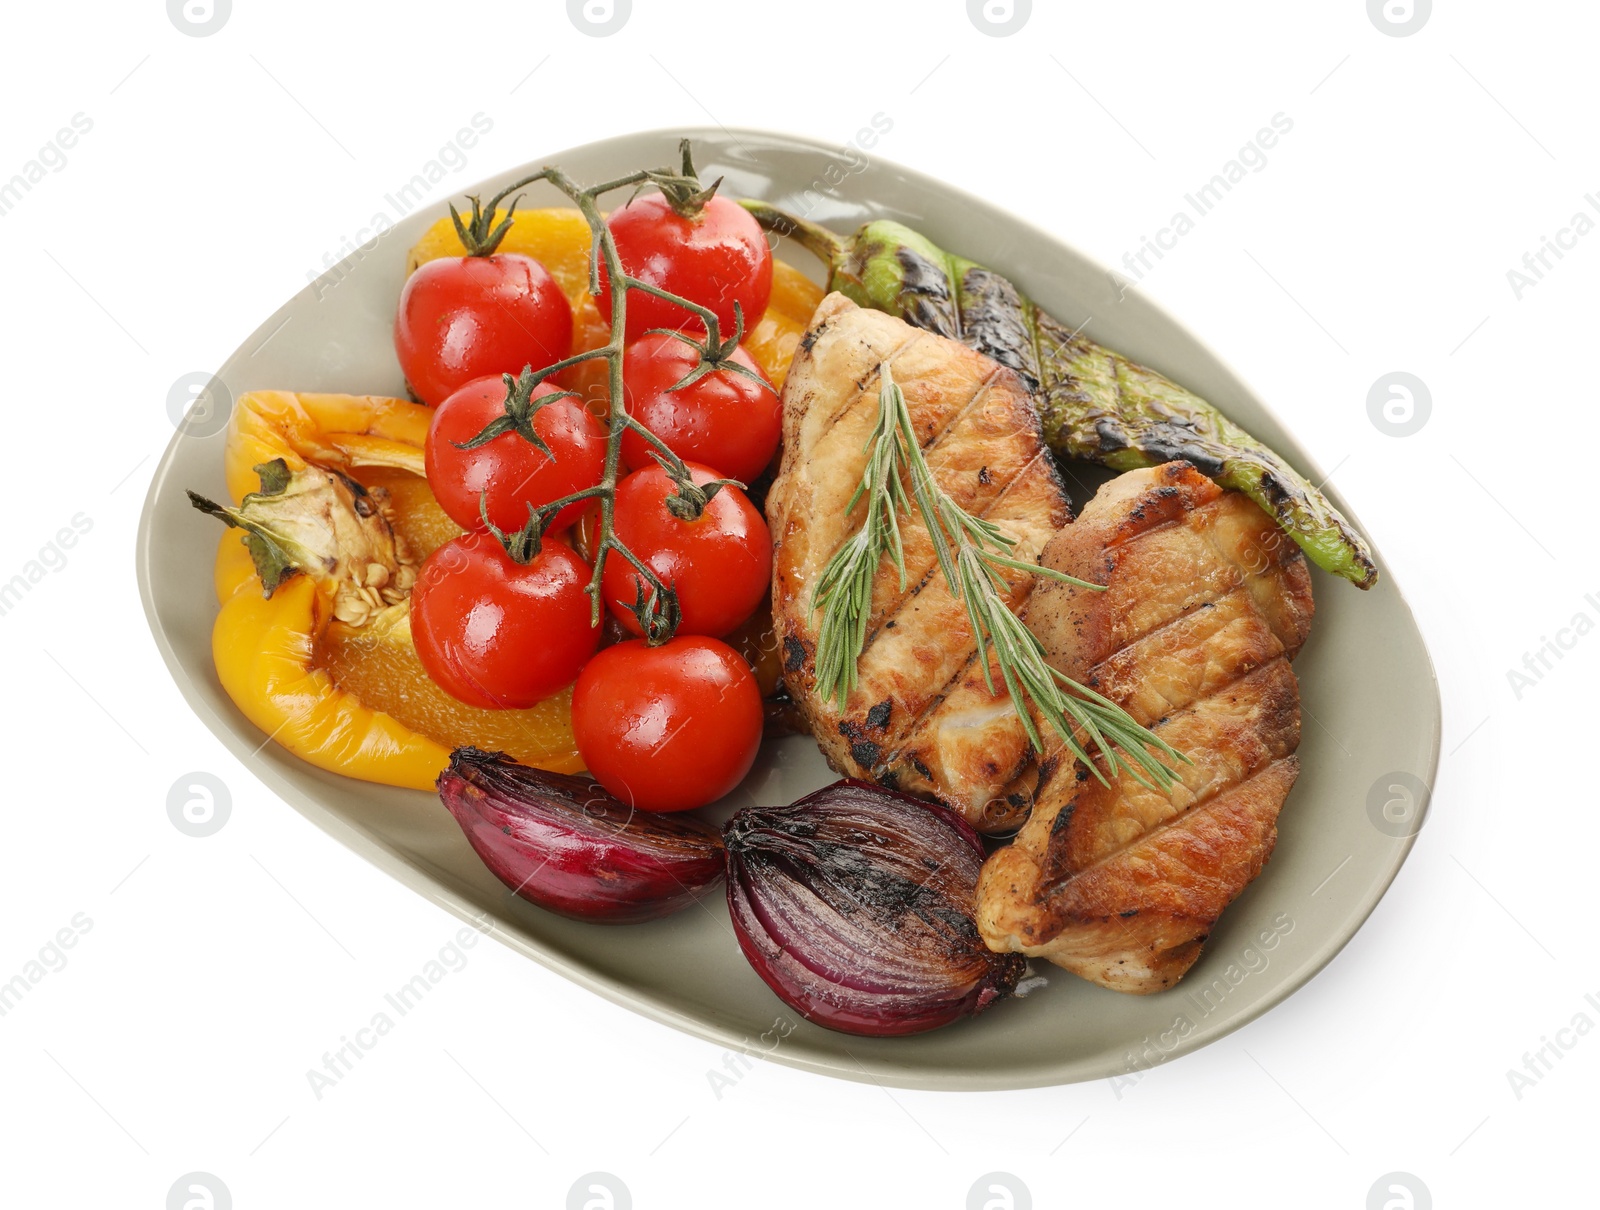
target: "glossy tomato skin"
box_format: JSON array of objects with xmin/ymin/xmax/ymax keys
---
[
  {"xmin": 602, "ymin": 463, "xmax": 772, "ymax": 638},
  {"xmin": 411, "ymin": 532, "xmax": 600, "ymax": 710},
  {"xmin": 594, "ymin": 194, "xmax": 772, "ymax": 343},
  {"xmin": 425, "ymin": 375, "xmax": 606, "ymax": 535},
  {"xmin": 572, "ymin": 636, "xmax": 762, "ymax": 812},
  {"xmin": 395, "ymin": 254, "xmax": 573, "ymax": 407},
  {"xmin": 620, "ymin": 333, "xmax": 780, "ymax": 484}
]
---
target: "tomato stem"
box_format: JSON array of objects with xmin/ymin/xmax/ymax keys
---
[
  {"xmin": 642, "ymin": 305, "xmax": 776, "ymax": 398},
  {"xmin": 479, "ymin": 495, "xmax": 545, "ymax": 565},
  {"xmin": 454, "ymin": 367, "xmax": 578, "ymax": 457},
  {"xmin": 449, "ymin": 192, "xmax": 523, "ymax": 257},
  {"xmin": 459, "ymin": 144, "xmax": 739, "ymax": 640},
  {"xmin": 635, "ymin": 138, "xmax": 720, "ymax": 221},
  {"xmin": 656, "ymin": 459, "xmax": 742, "ymax": 523}
]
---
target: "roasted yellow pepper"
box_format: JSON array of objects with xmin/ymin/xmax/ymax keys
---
[{"xmin": 210, "ymin": 390, "xmax": 581, "ymax": 791}]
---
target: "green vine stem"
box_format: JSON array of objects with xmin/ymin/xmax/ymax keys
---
[{"xmin": 449, "ymin": 141, "xmax": 743, "ymax": 644}]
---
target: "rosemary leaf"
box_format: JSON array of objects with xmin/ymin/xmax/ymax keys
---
[
  {"xmin": 816, "ymin": 361, "xmax": 1188, "ymax": 791},
  {"xmin": 810, "ymin": 366, "xmax": 912, "ymax": 706}
]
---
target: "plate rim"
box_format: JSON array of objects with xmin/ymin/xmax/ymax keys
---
[{"xmin": 136, "ymin": 123, "xmax": 1442, "ymax": 1091}]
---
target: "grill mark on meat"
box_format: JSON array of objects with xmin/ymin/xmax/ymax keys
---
[
  {"xmin": 1027, "ymin": 472, "xmax": 1311, "ymax": 683},
  {"xmin": 853, "ymin": 449, "xmax": 1063, "ymax": 755},
  {"xmin": 857, "ymin": 441, "xmax": 1058, "ymax": 667},
  {"xmin": 974, "ymin": 461, "xmax": 1314, "ymax": 993},
  {"xmin": 909, "ymin": 366, "xmax": 1014, "ymax": 459},
  {"xmin": 873, "ymin": 573, "xmax": 1043, "ymax": 772},
  {"xmin": 782, "ymin": 636, "xmax": 808, "ymax": 672},
  {"xmin": 871, "ymin": 448, "xmax": 1071, "ymax": 814},
  {"xmin": 1040, "ymin": 757, "xmax": 1294, "ymax": 926},
  {"xmin": 807, "ymin": 350, "xmax": 1033, "ymax": 653},
  {"xmin": 1041, "ymin": 659, "xmax": 1300, "ymax": 887},
  {"xmin": 813, "ymin": 331, "xmax": 923, "ymax": 442}
]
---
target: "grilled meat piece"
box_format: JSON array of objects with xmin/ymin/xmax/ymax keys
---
[
  {"xmin": 767, "ymin": 293, "xmax": 1070, "ymax": 831},
  {"xmin": 976, "ymin": 461, "xmax": 1313, "ymax": 993}
]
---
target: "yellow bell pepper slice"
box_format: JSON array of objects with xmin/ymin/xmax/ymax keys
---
[
  {"xmin": 224, "ymin": 390, "xmax": 432, "ymax": 505},
  {"xmin": 211, "ymin": 390, "xmax": 580, "ymax": 792},
  {"xmin": 213, "ymin": 571, "xmax": 452, "ymax": 790}
]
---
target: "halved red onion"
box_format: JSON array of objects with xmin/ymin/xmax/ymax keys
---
[
  {"xmin": 438, "ymin": 748, "xmax": 723, "ymax": 924},
  {"xmin": 724, "ymin": 779, "xmax": 1024, "ymax": 1036}
]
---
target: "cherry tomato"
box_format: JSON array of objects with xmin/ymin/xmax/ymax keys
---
[
  {"xmin": 425, "ymin": 374, "xmax": 606, "ymax": 535},
  {"xmin": 411, "ymin": 532, "xmax": 599, "ymax": 709},
  {"xmin": 395, "ymin": 254, "xmax": 573, "ymax": 406},
  {"xmin": 572, "ymin": 636, "xmax": 762, "ymax": 812},
  {"xmin": 594, "ymin": 193, "xmax": 772, "ymax": 342},
  {"xmin": 602, "ymin": 462, "xmax": 772, "ymax": 638},
  {"xmin": 620, "ymin": 332, "xmax": 780, "ymax": 484}
]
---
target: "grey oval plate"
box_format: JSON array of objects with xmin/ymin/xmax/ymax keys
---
[{"xmin": 136, "ymin": 127, "xmax": 1440, "ymax": 1090}]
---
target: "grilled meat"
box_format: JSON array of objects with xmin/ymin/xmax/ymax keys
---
[
  {"xmin": 767, "ymin": 293, "xmax": 1070, "ymax": 831},
  {"xmin": 976, "ymin": 461, "xmax": 1313, "ymax": 993}
]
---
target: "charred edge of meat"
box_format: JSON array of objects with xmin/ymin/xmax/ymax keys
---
[
  {"xmin": 837, "ymin": 718, "xmax": 883, "ymax": 770},
  {"xmin": 1049, "ymin": 801, "xmax": 1077, "ymax": 837},
  {"xmin": 1034, "ymin": 753, "xmax": 1064, "ymax": 797},
  {"xmin": 783, "ymin": 635, "xmax": 809, "ymax": 673},
  {"xmin": 798, "ymin": 319, "xmax": 829, "ymax": 354}
]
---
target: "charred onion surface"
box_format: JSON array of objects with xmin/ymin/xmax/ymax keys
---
[{"xmin": 724, "ymin": 779, "xmax": 1024, "ymax": 1036}]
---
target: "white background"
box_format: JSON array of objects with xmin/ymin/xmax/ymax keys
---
[{"xmin": 0, "ymin": 1, "xmax": 1589, "ymax": 1206}]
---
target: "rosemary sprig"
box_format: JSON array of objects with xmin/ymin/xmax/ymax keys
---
[
  {"xmin": 811, "ymin": 370, "xmax": 912, "ymax": 705},
  {"xmin": 813, "ymin": 363, "xmax": 1188, "ymax": 791}
]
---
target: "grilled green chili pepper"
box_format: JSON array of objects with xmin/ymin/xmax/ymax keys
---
[{"xmin": 743, "ymin": 201, "xmax": 1377, "ymax": 590}]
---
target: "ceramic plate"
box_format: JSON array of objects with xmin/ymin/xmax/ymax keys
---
[{"xmin": 136, "ymin": 127, "xmax": 1439, "ymax": 1090}]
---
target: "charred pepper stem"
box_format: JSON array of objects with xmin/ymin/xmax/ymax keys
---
[
  {"xmin": 744, "ymin": 201, "xmax": 1378, "ymax": 589},
  {"xmin": 188, "ymin": 457, "xmax": 415, "ymax": 616}
]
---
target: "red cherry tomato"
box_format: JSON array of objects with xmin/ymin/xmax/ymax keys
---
[
  {"xmin": 425, "ymin": 374, "xmax": 606, "ymax": 535},
  {"xmin": 620, "ymin": 332, "xmax": 780, "ymax": 484},
  {"xmin": 571, "ymin": 636, "xmax": 762, "ymax": 812},
  {"xmin": 411, "ymin": 532, "xmax": 599, "ymax": 709},
  {"xmin": 602, "ymin": 463, "xmax": 772, "ymax": 638},
  {"xmin": 395, "ymin": 254, "xmax": 573, "ymax": 406},
  {"xmin": 594, "ymin": 193, "xmax": 772, "ymax": 343}
]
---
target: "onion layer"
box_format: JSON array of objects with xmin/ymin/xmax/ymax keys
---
[
  {"xmin": 724, "ymin": 779, "xmax": 1024, "ymax": 1036},
  {"xmin": 438, "ymin": 748, "xmax": 724, "ymax": 923}
]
